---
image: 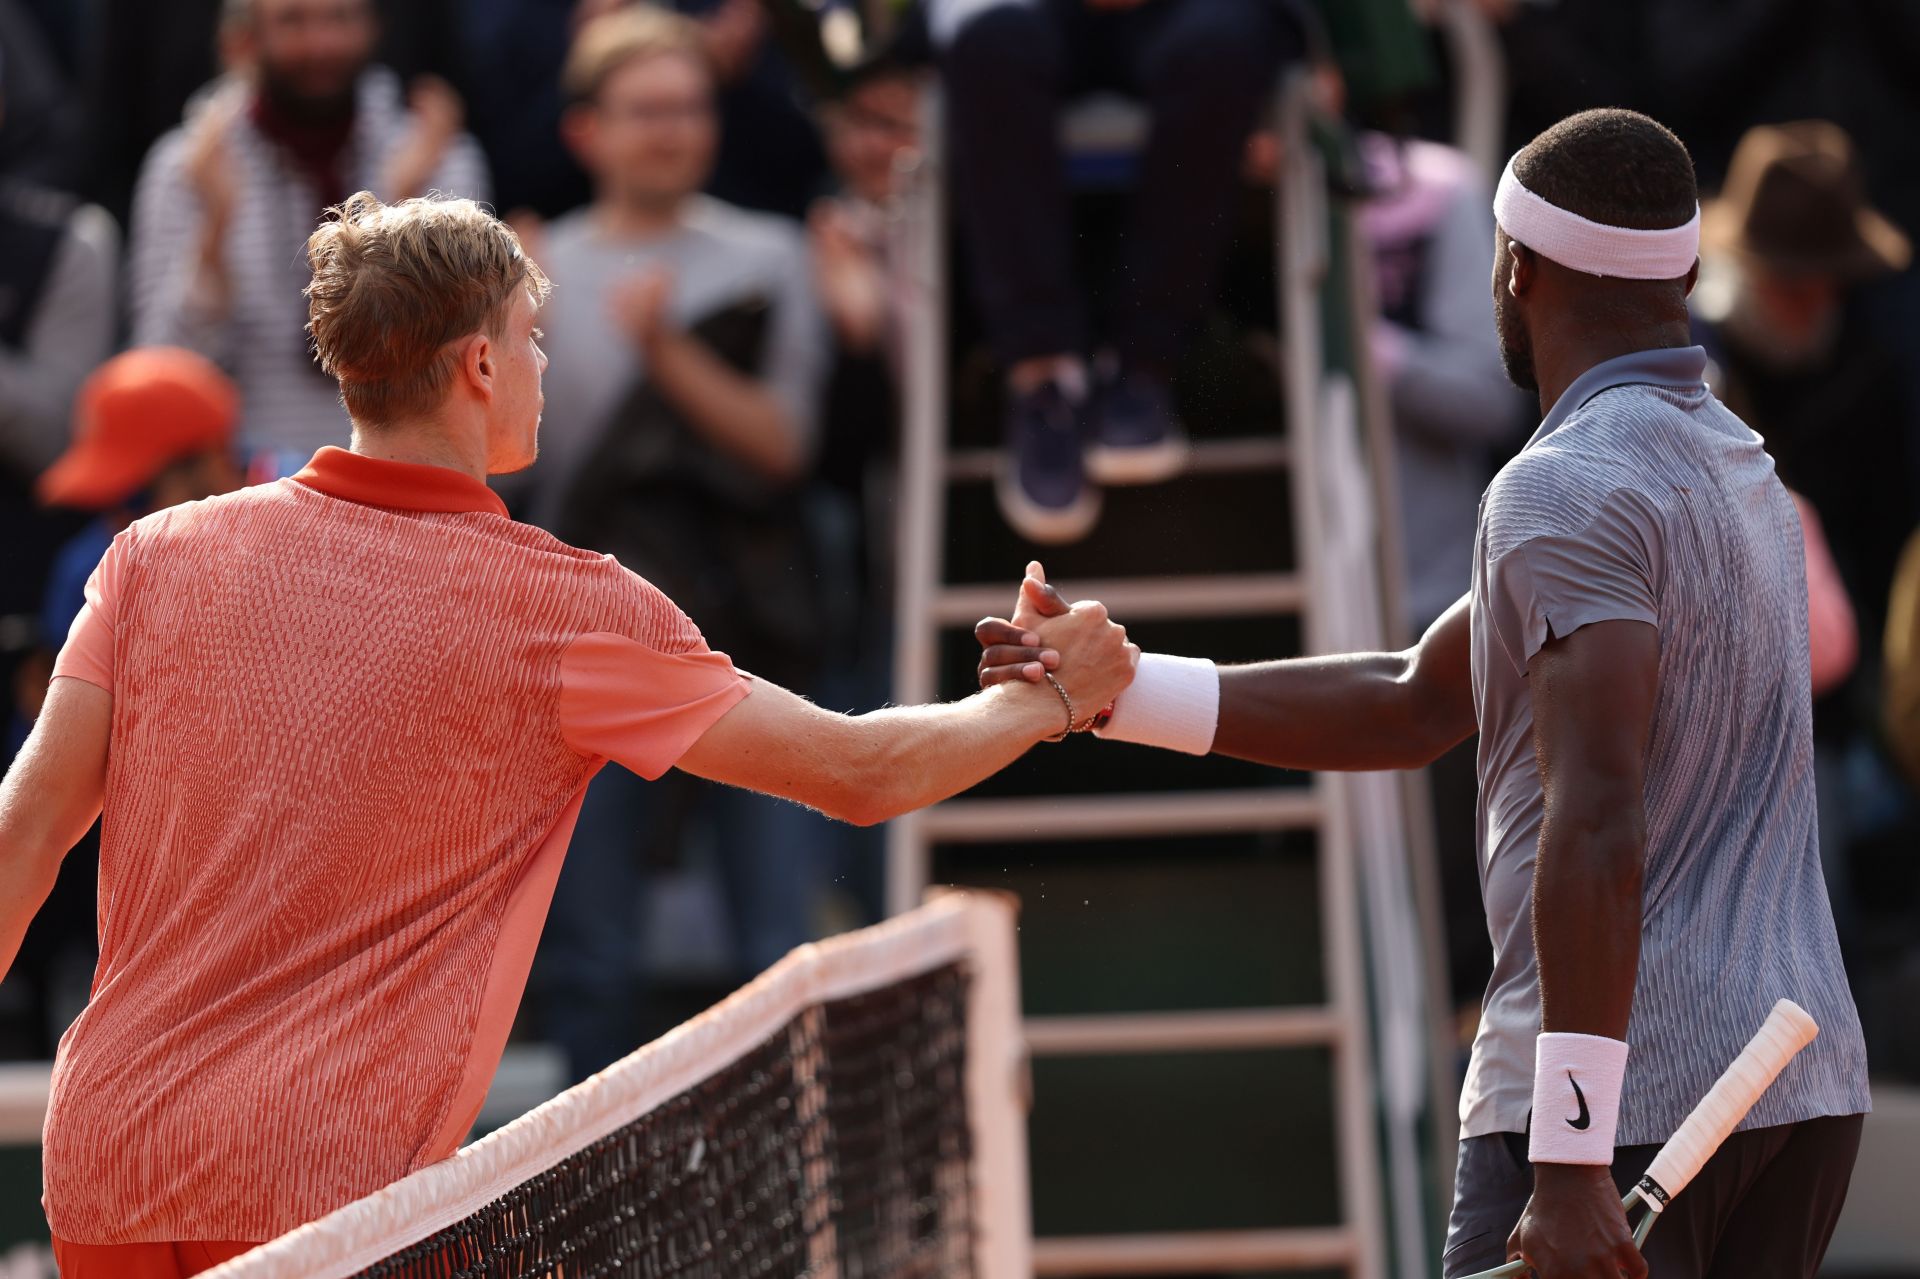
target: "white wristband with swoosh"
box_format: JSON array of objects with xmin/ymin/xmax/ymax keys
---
[{"xmin": 1529, "ymin": 1032, "xmax": 1630, "ymax": 1165}]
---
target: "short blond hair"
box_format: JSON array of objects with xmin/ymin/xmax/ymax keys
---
[
  {"xmin": 305, "ymin": 192, "xmax": 551, "ymax": 428},
  {"xmin": 563, "ymin": 4, "xmax": 711, "ymax": 106}
]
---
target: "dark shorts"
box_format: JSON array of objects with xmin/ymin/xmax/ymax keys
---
[{"xmin": 1441, "ymin": 1115, "xmax": 1864, "ymax": 1279}]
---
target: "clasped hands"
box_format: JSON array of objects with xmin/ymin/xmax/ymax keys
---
[{"xmin": 974, "ymin": 561, "xmax": 1136, "ymax": 739}]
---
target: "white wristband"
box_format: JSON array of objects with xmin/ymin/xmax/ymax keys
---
[
  {"xmin": 1529, "ymin": 1033, "xmax": 1630, "ymax": 1165},
  {"xmin": 1093, "ymin": 653, "xmax": 1218, "ymax": 755}
]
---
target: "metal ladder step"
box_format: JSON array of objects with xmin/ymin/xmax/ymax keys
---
[
  {"xmin": 922, "ymin": 787, "xmax": 1323, "ymax": 841},
  {"xmin": 1034, "ymin": 1228, "xmax": 1358, "ymax": 1275},
  {"xmin": 929, "ymin": 572, "xmax": 1303, "ymax": 626},
  {"xmin": 1026, "ymin": 1007, "xmax": 1342, "ymax": 1056},
  {"xmin": 945, "ymin": 437, "xmax": 1292, "ymax": 483}
]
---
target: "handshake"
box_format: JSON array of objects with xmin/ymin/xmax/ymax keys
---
[
  {"xmin": 972, "ymin": 560, "xmax": 1223, "ymax": 757},
  {"xmin": 972, "ymin": 561, "xmax": 1138, "ymax": 741}
]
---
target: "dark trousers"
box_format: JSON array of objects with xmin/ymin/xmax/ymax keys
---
[
  {"xmin": 1442, "ymin": 1116, "xmax": 1864, "ymax": 1279},
  {"xmin": 933, "ymin": 0, "xmax": 1302, "ymax": 368}
]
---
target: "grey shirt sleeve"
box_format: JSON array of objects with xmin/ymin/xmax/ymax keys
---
[
  {"xmin": 0, "ymin": 205, "xmax": 120, "ymax": 473},
  {"xmin": 1483, "ymin": 487, "xmax": 1663, "ymax": 672}
]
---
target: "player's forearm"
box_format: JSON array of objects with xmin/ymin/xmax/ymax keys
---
[
  {"xmin": 649, "ymin": 330, "xmax": 804, "ymax": 481},
  {"xmin": 1212, "ymin": 650, "xmax": 1465, "ymax": 771},
  {"xmin": 0, "ymin": 679, "xmax": 110, "ymax": 977},
  {"xmin": 0, "ymin": 846, "xmax": 62, "ymax": 982},
  {"xmin": 1533, "ymin": 806, "xmax": 1646, "ymax": 1040},
  {"xmin": 835, "ymin": 683, "xmax": 1062, "ymax": 825}
]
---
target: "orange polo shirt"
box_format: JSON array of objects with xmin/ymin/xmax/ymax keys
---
[{"xmin": 44, "ymin": 447, "xmax": 751, "ymax": 1245}]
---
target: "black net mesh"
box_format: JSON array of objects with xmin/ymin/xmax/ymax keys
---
[{"xmin": 348, "ymin": 962, "xmax": 976, "ymax": 1279}]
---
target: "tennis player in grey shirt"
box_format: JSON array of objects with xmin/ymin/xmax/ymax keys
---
[{"xmin": 974, "ymin": 109, "xmax": 1869, "ymax": 1279}]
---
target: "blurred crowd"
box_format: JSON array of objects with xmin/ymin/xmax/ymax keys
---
[{"xmin": 2, "ymin": 0, "xmax": 1919, "ymax": 1088}]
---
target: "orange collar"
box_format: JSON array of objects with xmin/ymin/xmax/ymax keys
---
[{"xmin": 291, "ymin": 447, "xmax": 508, "ymax": 518}]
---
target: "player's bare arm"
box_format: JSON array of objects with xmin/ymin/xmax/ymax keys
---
[
  {"xmin": 1506, "ymin": 619, "xmax": 1659, "ymax": 1279},
  {"xmin": 681, "ymin": 599, "xmax": 1138, "ymax": 826},
  {"xmin": 976, "ymin": 574, "xmax": 1475, "ymax": 771},
  {"xmin": 0, "ymin": 677, "xmax": 111, "ymax": 979}
]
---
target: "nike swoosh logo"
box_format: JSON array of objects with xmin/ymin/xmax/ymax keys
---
[{"xmin": 1567, "ymin": 1072, "xmax": 1592, "ymax": 1131}]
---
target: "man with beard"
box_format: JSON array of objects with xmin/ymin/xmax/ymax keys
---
[
  {"xmin": 975, "ymin": 109, "xmax": 1869, "ymax": 1278},
  {"xmin": 127, "ymin": 0, "xmax": 489, "ymax": 475}
]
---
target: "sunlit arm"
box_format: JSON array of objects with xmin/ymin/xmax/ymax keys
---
[
  {"xmin": 1213, "ymin": 595, "xmax": 1476, "ymax": 771},
  {"xmin": 0, "ymin": 678, "xmax": 111, "ymax": 980}
]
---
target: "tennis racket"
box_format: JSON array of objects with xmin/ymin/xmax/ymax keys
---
[{"xmin": 1460, "ymin": 997, "xmax": 1820, "ymax": 1279}]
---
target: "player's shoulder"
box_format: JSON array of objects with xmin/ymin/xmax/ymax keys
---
[
  {"xmin": 122, "ymin": 480, "xmax": 295, "ymax": 541},
  {"xmin": 491, "ymin": 521, "xmax": 707, "ymax": 652},
  {"xmin": 1481, "ymin": 444, "xmax": 1662, "ymax": 559}
]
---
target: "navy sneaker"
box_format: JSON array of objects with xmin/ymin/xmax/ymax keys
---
[
  {"xmin": 1088, "ymin": 361, "xmax": 1189, "ymax": 485},
  {"xmin": 996, "ymin": 378, "xmax": 1100, "ymax": 544}
]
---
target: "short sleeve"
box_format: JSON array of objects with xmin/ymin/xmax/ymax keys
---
[
  {"xmin": 559, "ymin": 633, "xmax": 752, "ymax": 779},
  {"xmin": 1484, "ymin": 489, "xmax": 1661, "ymax": 672},
  {"xmin": 50, "ymin": 531, "xmax": 129, "ymax": 692}
]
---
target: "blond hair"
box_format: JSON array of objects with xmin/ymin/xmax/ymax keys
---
[
  {"xmin": 305, "ymin": 192, "xmax": 551, "ymax": 428},
  {"xmin": 563, "ymin": 4, "xmax": 711, "ymax": 106}
]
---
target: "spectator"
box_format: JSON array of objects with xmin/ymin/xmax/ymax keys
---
[
  {"xmin": 576, "ymin": 0, "xmax": 831, "ymax": 221},
  {"xmin": 929, "ymin": 0, "xmax": 1303, "ymax": 542},
  {"xmin": 1694, "ymin": 121, "xmax": 1915, "ymax": 674},
  {"xmin": 1797, "ymin": 493, "xmax": 1858, "ymax": 700},
  {"xmin": 810, "ymin": 60, "xmax": 917, "ymax": 520},
  {"xmin": 806, "ymin": 59, "xmax": 923, "ymax": 926},
  {"xmin": 126, "ymin": 0, "xmax": 488, "ymax": 476},
  {"xmin": 678, "ymin": 0, "xmax": 830, "ymax": 221},
  {"xmin": 457, "ymin": 0, "xmax": 593, "ymax": 220},
  {"xmin": 0, "ymin": 104, "xmax": 117, "ymax": 767},
  {"xmin": 525, "ymin": 6, "xmax": 834, "ymax": 1081},
  {"xmin": 85, "ymin": 0, "xmax": 467, "ymax": 225},
  {"xmin": 0, "ymin": 186, "xmax": 116, "ymax": 486},
  {"xmin": 35, "ymin": 349, "xmax": 243, "ymax": 671},
  {"xmin": 1356, "ymin": 131, "xmax": 1528, "ymax": 634},
  {"xmin": 1353, "ymin": 130, "xmax": 1528, "ymax": 1020},
  {"xmin": 1694, "ymin": 120, "xmax": 1911, "ymax": 958}
]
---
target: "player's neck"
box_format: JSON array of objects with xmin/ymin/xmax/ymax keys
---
[
  {"xmin": 349, "ymin": 417, "xmax": 488, "ymax": 483},
  {"xmin": 1533, "ymin": 318, "xmax": 1693, "ymax": 419}
]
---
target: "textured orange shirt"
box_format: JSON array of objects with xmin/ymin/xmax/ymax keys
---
[{"xmin": 44, "ymin": 447, "xmax": 750, "ymax": 1244}]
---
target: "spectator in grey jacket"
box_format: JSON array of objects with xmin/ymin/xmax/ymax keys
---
[
  {"xmin": 0, "ymin": 134, "xmax": 116, "ymax": 725},
  {"xmin": 1356, "ymin": 132, "xmax": 1528, "ymax": 1018},
  {"xmin": 127, "ymin": 0, "xmax": 488, "ymax": 474},
  {"xmin": 1358, "ymin": 132, "xmax": 1529, "ymax": 632},
  {"xmin": 0, "ymin": 186, "xmax": 115, "ymax": 480},
  {"xmin": 523, "ymin": 6, "xmax": 834, "ymax": 1084}
]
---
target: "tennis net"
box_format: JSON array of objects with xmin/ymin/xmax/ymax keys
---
[{"xmin": 205, "ymin": 892, "xmax": 1029, "ymax": 1279}]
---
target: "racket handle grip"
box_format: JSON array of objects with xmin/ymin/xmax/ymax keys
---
[{"xmin": 1640, "ymin": 999, "xmax": 1817, "ymax": 1201}]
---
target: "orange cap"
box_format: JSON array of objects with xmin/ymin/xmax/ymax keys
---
[{"xmin": 38, "ymin": 348, "xmax": 240, "ymax": 510}]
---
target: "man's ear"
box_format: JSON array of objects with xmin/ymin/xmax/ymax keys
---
[
  {"xmin": 459, "ymin": 332, "xmax": 495, "ymax": 401},
  {"xmin": 1508, "ymin": 242, "xmax": 1536, "ymax": 298},
  {"xmin": 1683, "ymin": 258, "xmax": 1700, "ymax": 298}
]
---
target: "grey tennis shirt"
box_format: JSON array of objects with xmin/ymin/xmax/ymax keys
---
[{"xmin": 1462, "ymin": 345, "xmax": 1870, "ymax": 1145}]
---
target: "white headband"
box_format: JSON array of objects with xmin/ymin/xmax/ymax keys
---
[{"xmin": 1494, "ymin": 157, "xmax": 1700, "ymax": 279}]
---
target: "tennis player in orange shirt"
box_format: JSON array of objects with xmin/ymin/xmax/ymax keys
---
[{"xmin": 0, "ymin": 191, "xmax": 1136, "ymax": 1278}]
